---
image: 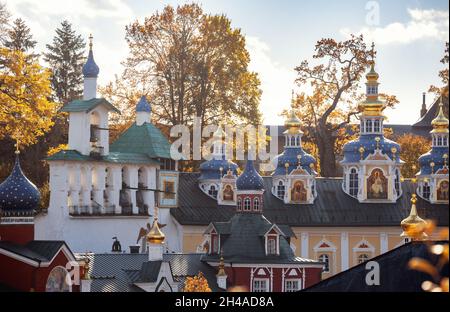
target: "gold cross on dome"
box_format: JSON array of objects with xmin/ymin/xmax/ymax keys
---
[{"xmin": 89, "ymin": 33, "xmax": 93, "ymax": 50}]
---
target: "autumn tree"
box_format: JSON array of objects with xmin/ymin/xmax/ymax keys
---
[
  {"xmin": 294, "ymin": 36, "xmax": 398, "ymax": 177},
  {"xmin": 183, "ymin": 272, "xmax": 212, "ymax": 292},
  {"xmin": 396, "ymin": 134, "xmax": 431, "ymax": 178},
  {"xmin": 44, "ymin": 20, "xmax": 85, "ymax": 106},
  {"xmin": 3, "ymin": 18, "xmax": 37, "ymax": 56},
  {"xmin": 0, "ymin": 2, "xmax": 10, "ymax": 43},
  {"xmin": 430, "ymin": 42, "xmax": 449, "ymax": 98},
  {"xmin": 101, "ymin": 3, "xmax": 261, "ymax": 128},
  {"xmin": 0, "ymin": 47, "xmax": 55, "ymax": 147}
]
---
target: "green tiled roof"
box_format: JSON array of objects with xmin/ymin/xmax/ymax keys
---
[
  {"xmin": 46, "ymin": 150, "xmax": 159, "ymax": 165},
  {"xmin": 60, "ymin": 98, "xmax": 120, "ymax": 114},
  {"xmin": 110, "ymin": 123, "xmax": 172, "ymax": 159}
]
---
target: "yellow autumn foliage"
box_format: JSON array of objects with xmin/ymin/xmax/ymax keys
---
[
  {"xmin": 0, "ymin": 47, "xmax": 55, "ymax": 147},
  {"xmin": 183, "ymin": 272, "xmax": 212, "ymax": 292}
]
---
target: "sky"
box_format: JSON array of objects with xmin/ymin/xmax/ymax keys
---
[{"xmin": 4, "ymin": 0, "xmax": 449, "ymax": 125}]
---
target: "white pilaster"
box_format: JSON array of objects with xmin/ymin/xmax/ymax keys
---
[
  {"xmin": 380, "ymin": 232, "xmax": 388, "ymax": 254},
  {"xmin": 109, "ymin": 167, "xmax": 122, "ymax": 214},
  {"xmin": 92, "ymin": 165, "xmax": 106, "ymax": 213},
  {"xmin": 341, "ymin": 232, "xmax": 349, "ymax": 271},
  {"xmin": 300, "ymin": 232, "xmax": 309, "ymax": 258}
]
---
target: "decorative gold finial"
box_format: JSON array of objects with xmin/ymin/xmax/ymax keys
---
[
  {"xmin": 89, "ymin": 34, "xmax": 93, "ymax": 51},
  {"xmin": 217, "ymin": 251, "xmax": 226, "ymax": 277},
  {"xmin": 359, "ymin": 146, "xmax": 365, "ymax": 160},
  {"xmin": 82, "ymin": 256, "xmax": 90, "ymax": 280},
  {"xmin": 443, "ymin": 154, "xmax": 448, "ymax": 167},
  {"xmin": 14, "ymin": 137, "xmax": 20, "ymax": 155},
  {"xmin": 391, "ymin": 147, "xmax": 397, "ymax": 160},
  {"xmin": 146, "ymin": 207, "xmax": 165, "ymax": 244},
  {"xmin": 400, "ymin": 194, "xmax": 428, "ymax": 241},
  {"xmin": 374, "ymin": 136, "xmax": 381, "ymax": 149},
  {"xmin": 430, "ymin": 162, "xmax": 435, "ymax": 174},
  {"xmin": 297, "ymin": 154, "xmax": 302, "ymax": 168},
  {"xmin": 285, "ymin": 162, "xmax": 289, "ymax": 175}
]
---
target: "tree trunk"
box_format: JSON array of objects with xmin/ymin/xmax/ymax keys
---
[{"xmin": 316, "ymin": 125, "xmax": 338, "ymax": 177}]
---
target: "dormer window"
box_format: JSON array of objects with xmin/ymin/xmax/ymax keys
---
[
  {"xmin": 265, "ymin": 229, "xmax": 280, "ymax": 255},
  {"xmin": 208, "ymin": 185, "xmax": 218, "ymax": 198},
  {"xmin": 210, "ymin": 231, "xmax": 219, "ymax": 254}
]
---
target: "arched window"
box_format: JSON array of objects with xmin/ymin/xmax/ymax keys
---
[
  {"xmin": 443, "ymin": 136, "xmax": 448, "ymax": 147},
  {"xmin": 277, "ymin": 181, "xmax": 285, "ymax": 199},
  {"xmin": 318, "ymin": 254, "xmax": 330, "ymax": 273},
  {"xmin": 253, "ymin": 197, "xmax": 260, "ymax": 211},
  {"xmin": 395, "ymin": 169, "xmax": 401, "ymax": 196},
  {"xmin": 296, "ymin": 136, "xmax": 300, "ymax": 146},
  {"xmin": 422, "ymin": 182, "xmax": 431, "ymax": 199},
  {"xmin": 358, "ymin": 254, "xmax": 369, "ymax": 264},
  {"xmin": 349, "ymin": 168, "xmax": 359, "ymax": 197},
  {"xmin": 373, "ymin": 119, "xmax": 380, "ymax": 133},
  {"xmin": 208, "ymin": 185, "xmax": 218, "ymax": 198},
  {"xmin": 244, "ymin": 197, "xmax": 251, "ymax": 211},
  {"xmin": 237, "ymin": 198, "xmax": 242, "ymax": 211},
  {"xmin": 437, "ymin": 136, "xmax": 443, "ymax": 146},
  {"xmin": 290, "ymin": 136, "xmax": 296, "ymax": 146},
  {"xmin": 365, "ymin": 120, "xmax": 372, "ymax": 133}
]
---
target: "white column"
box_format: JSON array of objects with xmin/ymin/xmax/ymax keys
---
[
  {"xmin": 341, "ymin": 232, "xmax": 349, "ymax": 271},
  {"xmin": 69, "ymin": 164, "xmax": 81, "ymax": 214},
  {"xmin": 92, "ymin": 165, "xmax": 106, "ymax": 213},
  {"xmin": 81, "ymin": 166, "xmax": 93, "ymax": 214},
  {"xmin": 129, "ymin": 167, "xmax": 139, "ymax": 214},
  {"xmin": 301, "ymin": 232, "xmax": 309, "ymax": 258},
  {"xmin": 108, "ymin": 167, "xmax": 122, "ymax": 214},
  {"xmin": 380, "ymin": 232, "xmax": 388, "ymax": 254},
  {"xmin": 144, "ymin": 167, "xmax": 156, "ymax": 216}
]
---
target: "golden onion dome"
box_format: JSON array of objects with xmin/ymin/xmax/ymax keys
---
[
  {"xmin": 217, "ymin": 256, "xmax": 227, "ymax": 277},
  {"xmin": 146, "ymin": 217, "xmax": 165, "ymax": 244},
  {"xmin": 285, "ymin": 109, "xmax": 301, "ymax": 128},
  {"xmin": 365, "ymin": 61, "xmax": 379, "ymax": 81},
  {"xmin": 400, "ymin": 194, "xmax": 428, "ymax": 241},
  {"xmin": 431, "ymin": 98, "xmax": 449, "ymax": 134}
]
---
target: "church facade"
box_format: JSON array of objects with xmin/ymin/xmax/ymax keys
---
[{"xmin": 30, "ymin": 39, "xmax": 449, "ymax": 282}]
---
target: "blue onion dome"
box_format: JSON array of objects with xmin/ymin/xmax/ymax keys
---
[
  {"xmin": 82, "ymin": 36, "xmax": 99, "ymax": 78},
  {"xmin": 236, "ymin": 160, "xmax": 264, "ymax": 191},
  {"xmin": 199, "ymin": 158, "xmax": 238, "ymax": 180},
  {"xmin": 342, "ymin": 135, "xmax": 401, "ymax": 164},
  {"xmin": 136, "ymin": 95, "xmax": 151, "ymax": 113},
  {"xmin": 273, "ymin": 148, "xmax": 316, "ymax": 176},
  {"xmin": 418, "ymin": 148, "xmax": 448, "ymax": 175},
  {"xmin": 0, "ymin": 156, "xmax": 40, "ymax": 215}
]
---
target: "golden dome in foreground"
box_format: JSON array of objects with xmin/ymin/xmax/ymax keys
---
[
  {"xmin": 400, "ymin": 194, "xmax": 428, "ymax": 241},
  {"xmin": 146, "ymin": 217, "xmax": 165, "ymax": 244}
]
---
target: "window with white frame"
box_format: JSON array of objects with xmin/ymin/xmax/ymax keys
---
[
  {"xmin": 437, "ymin": 136, "xmax": 443, "ymax": 146},
  {"xmin": 277, "ymin": 181, "xmax": 285, "ymax": 199},
  {"xmin": 253, "ymin": 279, "xmax": 268, "ymax": 292},
  {"xmin": 395, "ymin": 169, "xmax": 401, "ymax": 196},
  {"xmin": 237, "ymin": 198, "xmax": 242, "ymax": 211},
  {"xmin": 373, "ymin": 119, "xmax": 381, "ymax": 133},
  {"xmin": 285, "ymin": 279, "xmax": 301, "ymax": 292},
  {"xmin": 318, "ymin": 254, "xmax": 330, "ymax": 273},
  {"xmin": 211, "ymin": 234, "xmax": 219, "ymax": 254},
  {"xmin": 267, "ymin": 236, "xmax": 277, "ymax": 255},
  {"xmin": 367, "ymin": 85, "xmax": 377, "ymax": 95},
  {"xmin": 349, "ymin": 168, "xmax": 359, "ymax": 197},
  {"xmin": 244, "ymin": 197, "xmax": 251, "ymax": 211},
  {"xmin": 290, "ymin": 137, "xmax": 295, "ymax": 146},
  {"xmin": 422, "ymin": 183, "xmax": 431, "ymax": 199},
  {"xmin": 357, "ymin": 253, "xmax": 369, "ymax": 264},
  {"xmin": 365, "ymin": 119, "xmax": 372, "ymax": 133},
  {"xmin": 208, "ymin": 185, "xmax": 218, "ymax": 198},
  {"xmin": 253, "ymin": 197, "xmax": 260, "ymax": 211},
  {"xmin": 296, "ymin": 136, "xmax": 300, "ymax": 146}
]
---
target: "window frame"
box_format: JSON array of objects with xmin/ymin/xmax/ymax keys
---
[{"xmin": 252, "ymin": 278, "xmax": 269, "ymax": 292}]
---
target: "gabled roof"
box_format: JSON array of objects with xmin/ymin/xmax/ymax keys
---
[
  {"xmin": 0, "ymin": 240, "xmax": 73, "ymax": 263},
  {"xmin": 60, "ymin": 98, "xmax": 120, "ymax": 114},
  {"xmin": 110, "ymin": 123, "xmax": 171, "ymax": 159},
  {"xmin": 201, "ymin": 213, "xmax": 319, "ymax": 265},
  {"xmin": 79, "ymin": 253, "xmax": 222, "ymax": 292},
  {"xmin": 303, "ymin": 241, "xmax": 449, "ymax": 292},
  {"xmin": 413, "ymin": 94, "xmax": 449, "ymax": 128},
  {"xmin": 171, "ymin": 173, "xmax": 449, "ymax": 227}
]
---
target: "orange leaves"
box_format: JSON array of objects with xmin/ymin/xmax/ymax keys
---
[
  {"xmin": 396, "ymin": 134, "xmax": 431, "ymax": 178},
  {"xmin": 183, "ymin": 272, "xmax": 212, "ymax": 292},
  {"xmin": 0, "ymin": 47, "xmax": 55, "ymax": 147}
]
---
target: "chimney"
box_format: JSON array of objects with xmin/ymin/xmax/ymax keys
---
[
  {"xmin": 129, "ymin": 245, "xmax": 140, "ymax": 254},
  {"xmin": 420, "ymin": 92, "xmax": 427, "ymax": 118}
]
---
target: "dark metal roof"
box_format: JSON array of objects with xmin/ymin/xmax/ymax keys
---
[
  {"xmin": 171, "ymin": 173, "xmax": 449, "ymax": 227},
  {"xmin": 303, "ymin": 241, "xmax": 449, "ymax": 292},
  {"xmin": 201, "ymin": 213, "xmax": 320, "ymax": 265},
  {"xmin": 413, "ymin": 95, "xmax": 449, "ymax": 128},
  {"xmin": 0, "ymin": 240, "xmax": 68, "ymax": 262},
  {"xmin": 81, "ymin": 253, "xmax": 222, "ymax": 292}
]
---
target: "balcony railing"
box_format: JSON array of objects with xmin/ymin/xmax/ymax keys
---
[{"xmin": 69, "ymin": 204, "xmax": 149, "ymax": 217}]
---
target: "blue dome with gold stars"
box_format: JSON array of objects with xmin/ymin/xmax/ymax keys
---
[
  {"xmin": 418, "ymin": 147, "xmax": 448, "ymax": 175},
  {"xmin": 273, "ymin": 148, "xmax": 316, "ymax": 176},
  {"xmin": 236, "ymin": 160, "xmax": 264, "ymax": 191},
  {"xmin": 342, "ymin": 134, "xmax": 401, "ymax": 163},
  {"xmin": 0, "ymin": 156, "xmax": 40, "ymax": 215},
  {"xmin": 199, "ymin": 156, "xmax": 238, "ymax": 180}
]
